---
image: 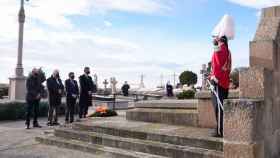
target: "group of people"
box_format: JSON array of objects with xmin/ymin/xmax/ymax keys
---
[
  {"xmin": 25, "ymin": 67, "xmax": 97, "ymax": 129},
  {"xmin": 24, "ymin": 36, "xmax": 231, "ymax": 138}
]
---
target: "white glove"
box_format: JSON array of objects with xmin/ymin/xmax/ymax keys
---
[
  {"xmin": 210, "ymin": 76, "xmax": 219, "ymax": 83},
  {"xmin": 209, "ymin": 84, "xmax": 215, "ymax": 92},
  {"xmin": 72, "ymin": 94, "xmax": 77, "ymax": 98}
]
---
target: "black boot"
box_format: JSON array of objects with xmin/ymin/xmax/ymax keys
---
[
  {"xmin": 33, "ymin": 122, "xmax": 42, "ymax": 128},
  {"xmin": 25, "ymin": 122, "xmax": 30, "ymax": 129}
]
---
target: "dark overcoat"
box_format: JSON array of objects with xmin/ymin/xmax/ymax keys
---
[
  {"xmin": 79, "ymin": 75, "xmax": 96, "ymax": 107},
  {"xmin": 47, "ymin": 76, "xmax": 64, "ymax": 106}
]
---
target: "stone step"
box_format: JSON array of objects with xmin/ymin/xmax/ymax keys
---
[
  {"xmin": 54, "ymin": 128, "xmax": 223, "ymax": 158},
  {"xmin": 36, "ymin": 135, "xmax": 167, "ymax": 158},
  {"xmin": 73, "ymin": 119, "xmax": 222, "ymax": 151},
  {"xmin": 134, "ymin": 100, "xmax": 198, "ymax": 109},
  {"xmin": 126, "ymin": 108, "xmax": 198, "ymax": 126}
]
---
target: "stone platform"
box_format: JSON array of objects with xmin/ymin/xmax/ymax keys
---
[
  {"xmin": 126, "ymin": 100, "xmax": 199, "ymax": 127},
  {"xmin": 36, "ymin": 116, "xmax": 223, "ymax": 158}
]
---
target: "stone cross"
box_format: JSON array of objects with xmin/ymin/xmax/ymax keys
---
[
  {"xmin": 103, "ymin": 79, "xmax": 109, "ymax": 91},
  {"xmin": 110, "ymin": 77, "xmax": 118, "ymax": 94},
  {"xmin": 200, "ymin": 64, "xmax": 207, "ymax": 90}
]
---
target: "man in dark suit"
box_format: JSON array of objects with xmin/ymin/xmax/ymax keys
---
[
  {"xmin": 65, "ymin": 72, "xmax": 79, "ymax": 123},
  {"xmin": 79, "ymin": 67, "xmax": 96, "ymax": 118},
  {"xmin": 25, "ymin": 68, "xmax": 43, "ymax": 129},
  {"xmin": 47, "ymin": 70, "xmax": 64, "ymax": 126}
]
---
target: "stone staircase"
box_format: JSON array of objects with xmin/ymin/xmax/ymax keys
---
[{"xmin": 36, "ymin": 100, "xmax": 223, "ymax": 158}]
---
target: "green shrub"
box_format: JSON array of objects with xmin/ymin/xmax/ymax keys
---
[
  {"xmin": 179, "ymin": 71, "xmax": 198, "ymax": 86},
  {"xmin": 89, "ymin": 109, "xmax": 118, "ymax": 117},
  {"xmin": 0, "ymin": 101, "xmax": 67, "ymax": 121},
  {"xmin": 176, "ymin": 90, "xmax": 195, "ymax": 100}
]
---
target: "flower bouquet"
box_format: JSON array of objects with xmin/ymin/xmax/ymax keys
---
[{"xmin": 89, "ymin": 104, "xmax": 118, "ymax": 117}]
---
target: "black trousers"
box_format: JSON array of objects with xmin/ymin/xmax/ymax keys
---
[
  {"xmin": 211, "ymin": 84, "xmax": 228, "ymax": 136},
  {"xmin": 25, "ymin": 99, "xmax": 40, "ymax": 125},
  {"xmin": 79, "ymin": 104, "xmax": 88, "ymax": 118},
  {"xmin": 48, "ymin": 103, "xmax": 59, "ymax": 123},
  {"xmin": 66, "ymin": 98, "xmax": 76, "ymax": 123}
]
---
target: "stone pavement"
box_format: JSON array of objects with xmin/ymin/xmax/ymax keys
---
[{"xmin": 0, "ymin": 115, "xmax": 126, "ymax": 158}]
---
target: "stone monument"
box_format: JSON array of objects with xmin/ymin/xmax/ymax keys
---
[
  {"xmin": 224, "ymin": 6, "xmax": 280, "ymax": 158},
  {"xmin": 9, "ymin": 0, "xmax": 29, "ymax": 101},
  {"xmin": 139, "ymin": 74, "xmax": 145, "ymax": 88},
  {"xmin": 200, "ymin": 64, "xmax": 208, "ymax": 90},
  {"xmin": 93, "ymin": 74, "xmax": 98, "ymax": 89},
  {"xmin": 103, "ymin": 79, "xmax": 109, "ymax": 92},
  {"xmin": 110, "ymin": 77, "xmax": 118, "ymax": 95}
]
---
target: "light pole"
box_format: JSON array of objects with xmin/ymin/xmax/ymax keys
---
[{"xmin": 9, "ymin": 0, "xmax": 29, "ymax": 101}]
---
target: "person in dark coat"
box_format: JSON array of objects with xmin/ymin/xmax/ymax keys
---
[
  {"xmin": 166, "ymin": 81, "xmax": 174, "ymax": 97},
  {"xmin": 65, "ymin": 72, "xmax": 79, "ymax": 123},
  {"xmin": 79, "ymin": 67, "xmax": 96, "ymax": 118},
  {"xmin": 46, "ymin": 70, "xmax": 64, "ymax": 126},
  {"xmin": 25, "ymin": 68, "xmax": 43, "ymax": 129},
  {"xmin": 121, "ymin": 81, "xmax": 130, "ymax": 96}
]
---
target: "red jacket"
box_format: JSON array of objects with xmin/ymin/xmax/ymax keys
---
[{"xmin": 211, "ymin": 44, "xmax": 231, "ymax": 89}]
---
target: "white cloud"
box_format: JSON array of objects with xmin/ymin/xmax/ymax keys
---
[
  {"xmin": 104, "ymin": 20, "xmax": 113, "ymax": 27},
  {"xmin": 2, "ymin": 0, "xmax": 245, "ymax": 88},
  {"xmin": 91, "ymin": 0, "xmax": 172, "ymax": 14},
  {"xmin": 227, "ymin": 0, "xmax": 280, "ymax": 9}
]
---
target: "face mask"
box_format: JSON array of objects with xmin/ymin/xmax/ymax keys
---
[
  {"xmin": 86, "ymin": 71, "xmax": 90, "ymax": 75},
  {"xmin": 214, "ymin": 45, "xmax": 220, "ymax": 52},
  {"xmin": 70, "ymin": 76, "xmax": 75, "ymax": 79}
]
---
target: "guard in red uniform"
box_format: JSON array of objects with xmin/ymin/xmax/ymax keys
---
[{"xmin": 210, "ymin": 36, "xmax": 231, "ymax": 137}]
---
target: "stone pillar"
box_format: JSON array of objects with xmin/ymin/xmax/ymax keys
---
[
  {"xmin": 200, "ymin": 64, "xmax": 207, "ymax": 90},
  {"xmin": 139, "ymin": 74, "xmax": 145, "ymax": 88},
  {"xmin": 230, "ymin": 6, "xmax": 280, "ymax": 158},
  {"xmin": 94, "ymin": 74, "xmax": 98, "ymax": 89},
  {"xmin": 110, "ymin": 77, "xmax": 118, "ymax": 95},
  {"xmin": 9, "ymin": 0, "xmax": 27, "ymax": 101},
  {"xmin": 224, "ymin": 99, "xmax": 265, "ymax": 158},
  {"xmin": 103, "ymin": 79, "xmax": 109, "ymax": 92}
]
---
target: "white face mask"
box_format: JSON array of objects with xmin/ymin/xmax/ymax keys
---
[{"xmin": 214, "ymin": 45, "xmax": 220, "ymax": 52}]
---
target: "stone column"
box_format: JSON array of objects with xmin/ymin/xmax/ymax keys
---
[
  {"xmin": 103, "ymin": 79, "xmax": 109, "ymax": 92},
  {"xmin": 9, "ymin": 0, "xmax": 28, "ymax": 101},
  {"xmin": 224, "ymin": 99, "xmax": 265, "ymax": 158},
  {"xmin": 139, "ymin": 74, "xmax": 145, "ymax": 88},
  {"xmin": 200, "ymin": 64, "xmax": 207, "ymax": 90},
  {"xmin": 94, "ymin": 74, "xmax": 98, "ymax": 89},
  {"xmin": 110, "ymin": 77, "xmax": 118, "ymax": 95}
]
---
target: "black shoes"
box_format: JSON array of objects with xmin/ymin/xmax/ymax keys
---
[
  {"xmin": 47, "ymin": 121, "xmax": 60, "ymax": 126},
  {"xmin": 26, "ymin": 122, "xmax": 41, "ymax": 129},
  {"xmin": 53, "ymin": 122, "xmax": 60, "ymax": 126},
  {"xmin": 33, "ymin": 123, "xmax": 42, "ymax": 128},
  {"xmin": 26, "ymin": 124, "xmax": 30, "ymax": 130}
]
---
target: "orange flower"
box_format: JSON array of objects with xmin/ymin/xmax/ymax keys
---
[{"xmin": 96, "ymin": 104, "xmax": 108, "ymax": 114}]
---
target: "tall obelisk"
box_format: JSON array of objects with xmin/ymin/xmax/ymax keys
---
[{"xmin": 9, "ymin": 0, "xmax": 28, "ymax": 101}]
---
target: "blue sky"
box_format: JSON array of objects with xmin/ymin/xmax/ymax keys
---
[{"xmin": 0, "ymin": 0, "xmax": 278, "ymax": 88}]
